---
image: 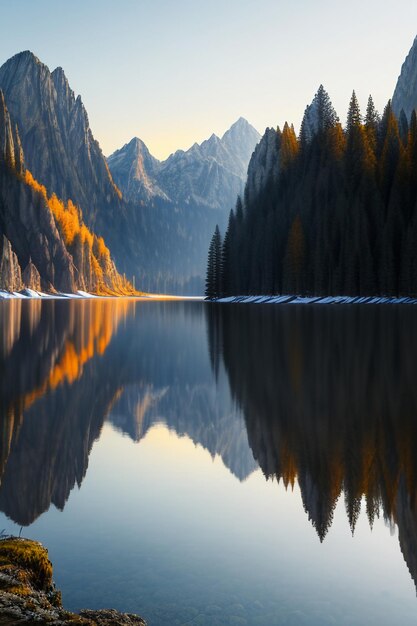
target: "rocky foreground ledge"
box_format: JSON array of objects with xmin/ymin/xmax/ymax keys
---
[{"xmin": 0, "ymin": 537, "xmax": 146, "ymax": 625}]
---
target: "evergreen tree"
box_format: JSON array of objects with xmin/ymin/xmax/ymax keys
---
[
  {"xmin": 316, "ymin": 85, "xmax": 339, "ymax": 133},
  {"xmin": 205, "ymin": 225, "xmax": 222, "ymax": 299},
  {"xmin": 221, "ymin": 210, "xmax": 235, "ymax": 296},
  {"xmin": 346, "ymin": 90, "xmax": 361, "ymax": 132},
  {"xmin": 364, "ymin": 95, "xmax": 379, "ymax": 156}
]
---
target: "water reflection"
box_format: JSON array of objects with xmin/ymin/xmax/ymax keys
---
[
  {"xmin": 206, "ymin": 303, "xmax": 417, "ymax": 589},
  {"xmin": 0, "ymin": 299, "xmax": 254, "ymax": 526},
  {"xmin": 1, "ymin": 298, "xmax": 417, "ymax": 599},
  {"xmin": 0, "ymin": 299, "xmax": 134, "ymax": 524}
]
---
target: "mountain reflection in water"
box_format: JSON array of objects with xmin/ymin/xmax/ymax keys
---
[{"xmin": 1, "ymin": 299, "xmax": 417, "ymax": 610}]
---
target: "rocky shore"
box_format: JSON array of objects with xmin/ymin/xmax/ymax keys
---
[{"xmin": 0, "ymin": 537, "xmax": 146, "ymax": 625}]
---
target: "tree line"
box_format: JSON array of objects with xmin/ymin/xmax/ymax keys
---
[{"xmin": 206, "ymin": 87, "xmax": 417, "ymax": 298}]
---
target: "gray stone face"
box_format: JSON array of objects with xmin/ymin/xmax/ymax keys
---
[
  {"xmin": 0, "ymin": 89, "xmax": 129, "ymax": 294},
  {"xmin": 392, "ymin": 36, "xmax": 417, "ymax": 119},
  {"xmin": 0, "ymin": 236, "xmax": 23, "ymax": 291},
  {"xmin": 245, "ymin": 127, "xmax": 281, "ymax": 204},
  {"xmin": 0, "ymin": 90, "xmax": 16, "ymax": 168},
  {"xmin": 0, "ymin": 52, "xmax": 122, "ymax": 231},
  {"xmin": 108, "ymin": 117, "xmax": 261, "ymax": 211},
  {"xmin": 22, "ymin": 259, "xmax": 41, "ymax": 291}
]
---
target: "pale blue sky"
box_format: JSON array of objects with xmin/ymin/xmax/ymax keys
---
[{"xmin": 1, "ymin": 0, "xmax": 417, "ymax": 159}]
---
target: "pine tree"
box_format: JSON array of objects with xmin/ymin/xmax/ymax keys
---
[
  {"xmin": 316, "ymin": 85, "xmax": 338, "ymax": 133},
  {"xmin": 365, "ymin": 95, "xmax": 379, "ymax": 156},
  {"xmin": 346, "ymin": 90, "xmax": 361, "ymax": 132},
  {"xmin": 205, "ymin": 225, "xmax": 222, "ymax": 299},
  {"xmin": 280, "ymin": 122, "xmax": 299, "ymax": 169},
  {"xmin": 399, "ymin": 109, "xmax": 409, "ymax": 144},
  {"xmin": 205, "ymin": 231, "xmax": 216, "ymax": 299},
  {"xmin": 221, "ymin": 210, "xmax": 235, "ymax": 296}
]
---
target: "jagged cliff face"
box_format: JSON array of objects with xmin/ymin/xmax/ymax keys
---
[
  {"xmin": 0, "ymin": 53, "xmax": 146, "ymax": 288},
  {"xmin": 0, "ymin": 236, "xmax": 23, "ymax": 291},
  {"xmin": 108, "ymin": 118, "xmax": 261, "ymax": 211},
  {"xmin": 392, "ymin": 36, "xmax": 417, "ymax": 119},
  {"xmin": 245, "ymin": 127, "xmax": 281, "ymax": 203},
  {"xmin": 0, "ymin": 52, "xmax": 121, "ymax": 228},
  {"xmin": 0, "ymin": 90, "xmax": 77, "ymax": 292},
  {"xmin": 0, "ymin": 88, "xmax": 133, "ymax": 294}
]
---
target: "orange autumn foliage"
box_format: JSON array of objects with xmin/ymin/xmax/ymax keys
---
[
  {"xmin": 23, "ymin": 169, "xmax": 136, "ymax": 295},
  {"xmin": 24, "ymin": 170, "xmax": 109, "ymax": 253},
  {"xmin": 21, "ymin": 300, "xmax": 133, "ymax": 410}
]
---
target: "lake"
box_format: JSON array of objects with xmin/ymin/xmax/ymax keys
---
[{"xmin": 1, "ymin": 298, "xmax": 417, "ymax": 625}]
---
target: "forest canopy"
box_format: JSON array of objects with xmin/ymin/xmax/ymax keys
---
[{"xmin": 206, "ymin": 88, "xmax": 417, "ymax": 299}]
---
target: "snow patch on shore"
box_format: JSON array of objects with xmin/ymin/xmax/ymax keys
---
[
  {"xmin": 0, "ymin": 289, "xmax": 96, "ymax": 300},
  {"xmin": 215, "ymin": 295, "xmax": 417, "ymax": 305}
]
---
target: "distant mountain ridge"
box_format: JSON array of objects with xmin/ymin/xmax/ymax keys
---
[{"xmin": 107, "ymin": 117, "xmax": 260, "ymax": 211}]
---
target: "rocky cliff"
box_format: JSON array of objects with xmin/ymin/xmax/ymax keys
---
[
  {"xmin": 0, "ymin": 52, "xmax": 122, "ymax": 228},
  {"xmin": 0, "ymin": 52, "xmax": 137, "ymax": 290},
  {"xmin": 392, "ymin": 36, "xmax": 417, "ymax": 119},
  {"xmin": 245, "ymin": 127, "xmax": 281, "ymax": 204},
  {"xmin": 0, "ymin": 537, "xmax": 146, "ymax": 625},
  {"xmin": 0, "ymin": 87, "xmax": 134, "ymax": 294}
]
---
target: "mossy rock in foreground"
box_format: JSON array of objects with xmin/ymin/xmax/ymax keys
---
[
  {"xmin": 0, "ymin": 538, "xmax": 53, "ymax": 591},
  {"xmin": 0, "ymin": 537, "xmax": 146, "ymax": 625}
]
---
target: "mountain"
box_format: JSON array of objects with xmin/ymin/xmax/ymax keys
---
[
  {"xmin": 106, "ymin": 137, "xmax": 168, "ymax": 202},
  {"xmin": 108, "ymin": 118, "xmax": 260, "ymax": 212},
  {"xmin": 0, "ymin": 50, "xmax": 259, "ymax": 293},
  {"xmin": 0, "ymin": 88, "xmax": 133, "ymax": 294},
  {"xmin": 392, "ymin": 36, "xmax": 417, "ymax": 119},
  {"xmin": 0, "ymin": 51, "xmax": 122, "ymax": 228}
]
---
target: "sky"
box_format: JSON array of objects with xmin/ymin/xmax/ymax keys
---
[{"xmin": 1, "ymin": 0, "xmax": 417, "ymax": 160}]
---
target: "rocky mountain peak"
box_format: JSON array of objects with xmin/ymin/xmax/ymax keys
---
[
  {"xmin": 107, "ymin": 136, "xmax": 166, "ymax": 202},
  {"xmin": 223, "ymin": 116, "xmax": 253, "ymax": 137},
  {"xmin": 0, "ymin": 50, "xmax": 122, "ymax": 233},
  {"xmin": 3, "ymin": 50, "xmax": 42, "ymax": 69},
  {"xmin": 108, "ymin": 118, "xmax": 260, "ymax": 216}
]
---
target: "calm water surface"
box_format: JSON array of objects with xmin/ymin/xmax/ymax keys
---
[{"xmin": 0, "ymin": 299, "xmax": 417, "ymax": 625}]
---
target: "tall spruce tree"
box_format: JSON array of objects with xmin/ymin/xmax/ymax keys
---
[{"xmin": 205, "ymin": 225, "xmax": 222, "ymax": 299}]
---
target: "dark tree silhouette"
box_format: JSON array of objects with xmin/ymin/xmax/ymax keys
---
[{"xmin": 209, "ymin": 91, "xmax": 417, "ymax": 299}]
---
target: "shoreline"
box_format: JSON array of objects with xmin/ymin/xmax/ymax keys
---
[
  {"xmin": 0, "ymin": 289, "xmax": 204, "ymax": 301},
  {"xmin": 213, "ymin": 294, "xmax": 417, "ymax": 305}
]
